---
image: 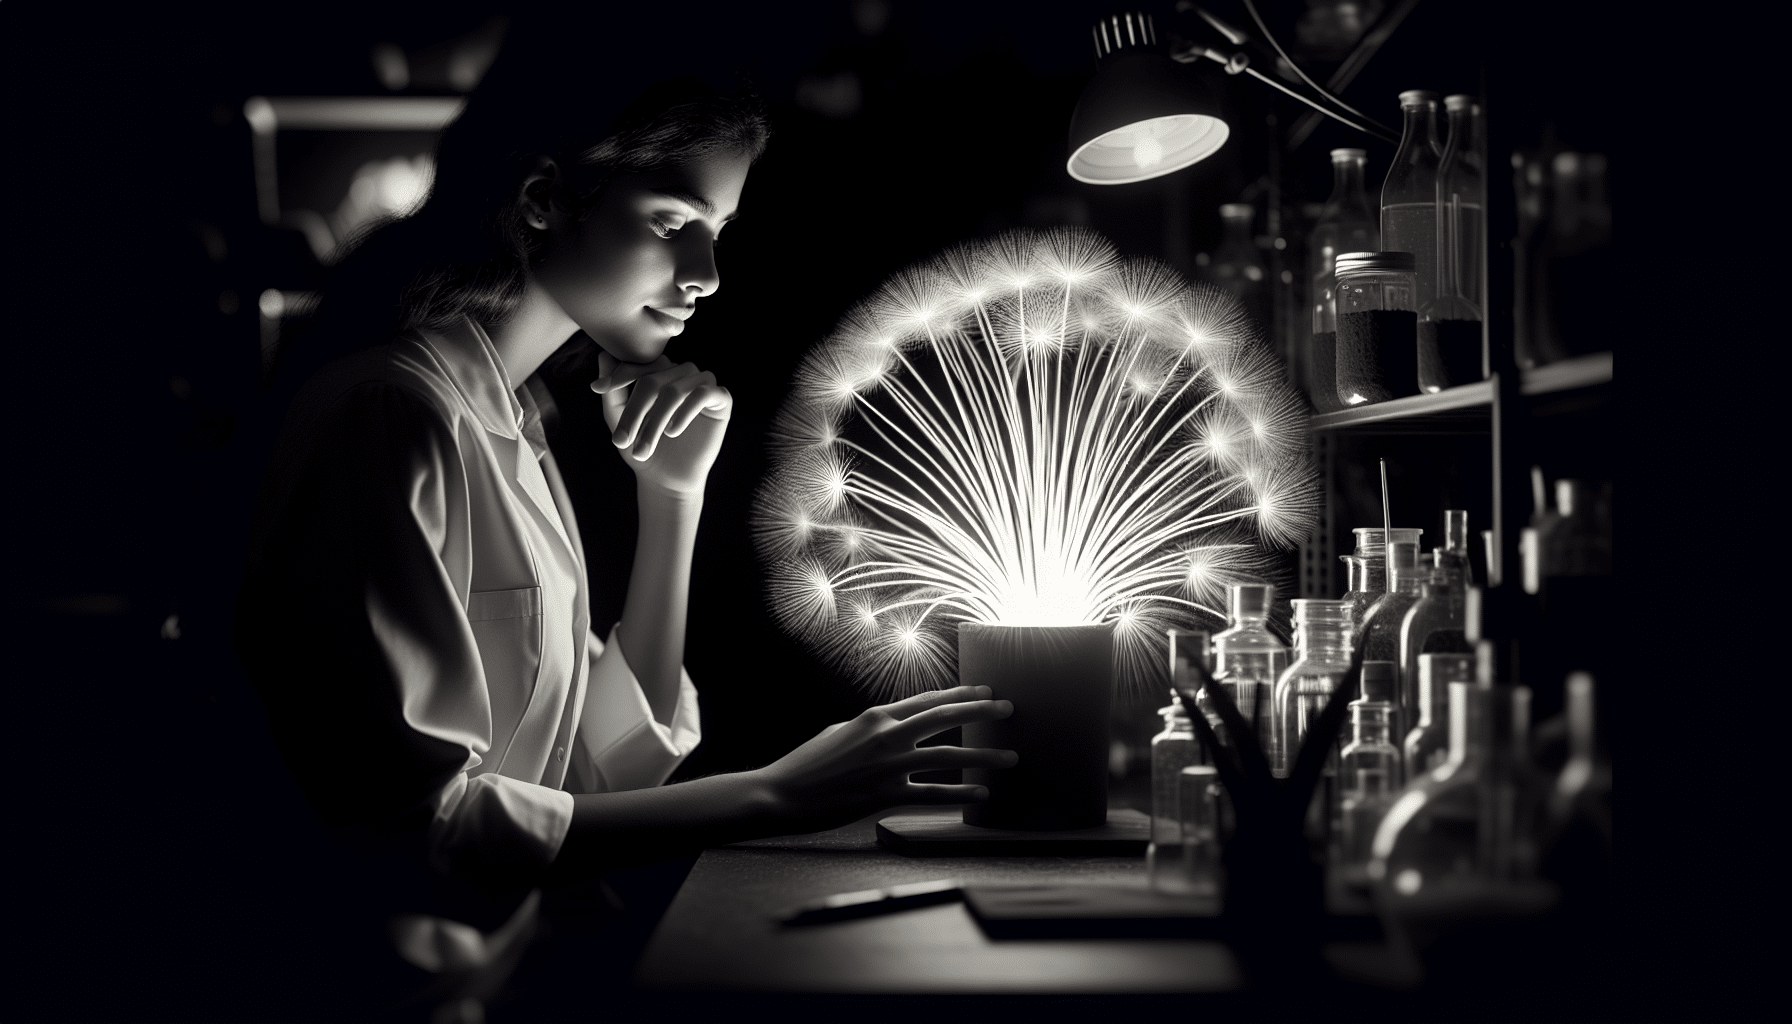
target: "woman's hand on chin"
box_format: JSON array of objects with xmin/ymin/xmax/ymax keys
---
[
  {"xmin": 592, "ymin": 350, "xmax": 731, "ymax": 497},
  {"xmin": 755, "ymin": 686, "xmax": 1018, "ymax": 835}
]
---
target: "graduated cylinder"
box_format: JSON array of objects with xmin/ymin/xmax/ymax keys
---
[{"xmin": 958, "ymin": 623, "xmax": 1114, "ymax": 831}]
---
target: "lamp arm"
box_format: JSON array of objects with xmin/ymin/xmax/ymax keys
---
[
  {"xmin": 1237, "ymin": 61, "xmax": 1400, "ymax": 144},
  {"xmin": 1240, "ymin": 0, "xmax": 1386, "ymax": 133}
]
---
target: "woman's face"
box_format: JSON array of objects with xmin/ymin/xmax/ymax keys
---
[{"xmin": 534, "ymin": 149, "xmax": 751, "ymax": 364}]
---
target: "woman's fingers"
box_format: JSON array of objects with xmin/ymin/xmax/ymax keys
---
[
  {"xmin": 608, "ymin": 363, "xmax": 701, "ymax": 453},
  {"xmin": 664, "ymin": 383, "xmax": 732, "ymax": 438},
  {"xmin": 881, "ymin": 686, "xmax": 992, "ymax": 722},
  {"xmin": 628, "ymin": 370, "xmax": 716, "ymax": 460},
  {"xmin": 894, "ymin": 698, "xmax": 1014, "ymax": 739},
  {"xmin": 896, "ymin": 745, "xmax": 1018, "ymax": 771},
  {"xmin": 903, "ymin": 783, "xmax": 992, "ymax": 805},
  {"xmin": 589, "ymin": 353, "xmax": 673, "ymax": 395}
]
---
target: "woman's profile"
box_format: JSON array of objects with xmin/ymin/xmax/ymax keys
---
[{"xmin": 234, "ymin": 15, "xmax": 1015, "ymax": 1013}]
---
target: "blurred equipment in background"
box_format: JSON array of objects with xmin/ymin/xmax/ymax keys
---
[
  {"xmin": 1207, "ymin": 202, "xmax": 1268, "ymax": 322},
  {"xmin": 1306, "ymin": 147, "xmax": 1379, "ymax": 411}
]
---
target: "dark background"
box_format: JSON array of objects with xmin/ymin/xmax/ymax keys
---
[{"xmin": 3, "ymin": 1, "xmax": 1627, "ymax": 1019}]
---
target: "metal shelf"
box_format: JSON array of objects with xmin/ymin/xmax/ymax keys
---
[{"xmin": 1308, "ymin": 352, "xmax": 1611, "ymax": 434}]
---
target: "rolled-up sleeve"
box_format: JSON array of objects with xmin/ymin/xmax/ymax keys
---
[{"xmin": 570, "ymin": 626, "xmax": 701, "ymax": 793}]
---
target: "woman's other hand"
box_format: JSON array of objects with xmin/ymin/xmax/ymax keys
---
[
  {"xmin": 756, "ymin": 685, "xmax": 1018, "ymax": 834},
  {"xmin": 592, "ymin": 350, "xmax": 731, "ymax": 496}
]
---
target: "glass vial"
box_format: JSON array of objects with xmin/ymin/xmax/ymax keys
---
[
  {"xmin": 1172, "ymin": 765, "xmax": 1224, "ymax": 897},
  {"xmin": 1339, "ymin": 662, "xmax": 1404, "ymax": 878},
  {"xmin": 1398, "ymin": 575, "xmax": 1473, "ymax": 735},
  {"xmin": 1430, "ymin": 95, "xmax": 1486, "ymax": 389},
  {"xmin": 1212, "ymin": 583, "xmax": 1289, "ymax": 756},
  {"xmin": 1341, "ymin": 527, "xmax": 1422, "ymax": 635},
  {"xmin": 1335, "ymin": 251, "xmax": 1420, "ymax": 405},
  {"xmin": 1271, "ymin": 599, "xmax": 1352, "ymax": 778},
  {"xmin": 1404, "ymin": 652, "xmax": 1475, "ymax": 777},
  {"xmin": 1307, "ymin": 148, "xmax": 1380, "ymax": 413},
  {"xmin": 1148, "ymin": 691, "xmax": 1202, "ymax": 892},
  {"xmin": 1360, "ymin": 538, "xmax": 1427, "ymax": 664},
  {"xmin": 1380, "ymin": 90, "xmax": 1443, "ymax": 390}
]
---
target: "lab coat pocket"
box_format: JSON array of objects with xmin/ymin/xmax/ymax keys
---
[{"xmin": 466, "ymin": 586, "xmax": 543, "ymax": 776}]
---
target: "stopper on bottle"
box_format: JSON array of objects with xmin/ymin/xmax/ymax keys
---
[
  {"xmin": 1229, "ymin": 583, "xmax": 1272, "ymax": 620},
  {"xmin": 1444, "ymin": 94, "xmax": 1475, "ymax": 111},
  {"xmin": 1398, "ymin": 89, "xmax": 1441, "ymax": 108},
  {"xmin": 1361, "ymin": 660, "xmax": 1396, "ymax": 701}
]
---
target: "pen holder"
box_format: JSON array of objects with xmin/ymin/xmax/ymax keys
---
[{"xmin": 959, "ymin": 623, "xmax": 1113, "ymax": 831}]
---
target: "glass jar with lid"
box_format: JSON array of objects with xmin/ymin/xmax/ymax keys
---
[{"xmin": 1334, "ymin": 251, "xmax": 1420, "ymax": 406}]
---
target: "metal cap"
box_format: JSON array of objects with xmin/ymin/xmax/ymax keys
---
[
  {"xmin": 1398, "ymin": 89, "xmax": 1440, "ymax": 108},
  {"xmin": 1444, "ymin": 94, "xmax": 1476, "ymax": 111},
  {"xmin": 1335, "ymin": 251, "xmax": 1415, "ymax": 277},
  {"xmin": 1329, "ymin": 147, "xmax": 1367, "ymax": 162}
]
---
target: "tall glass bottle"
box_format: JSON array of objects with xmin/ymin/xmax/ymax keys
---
[
  {"xmin": 1212, "ymin": 584, "xmax": 1288, "ymax": 756},
  {"xmin": 1430, "ymin": 95, "xmax": 1486, "ymax": 389},
  {"xmin": 1370, "ymin": 682, "xmax": 1535, "ymax": 896},
  {"xmin": 1434, "ymin": 509, "xmax": 1474, "ymax": 613},
  {"xmin": 1340, "ymin": 527, "xmax": 1423, "ymax": 636},
  {"xmin": 1398, "ymin": 574, "xmax": 1473, "ymax": 733},
  {"xmin": 1404, "ymin": 652, "xmax": 1475, "ymax": 777},
  {"xmin": 1307, "ymin": 149, "xmax": 1380, "ymax": 413},
  {"xmin": 1174, "ymin": 765, "xmax": 1224, "ymax": 897},
  {"xmin": 1380, "ymin": 91, "xmax": 1443, "ymax": 389},
  {"xmin": 1270, "ymin": 599, "xmax": 1352, "ymax": 777},
  {"xmin": 1360, "ymin": 539, "xmax": 1427, "ymax": 665},
  {"xmin": 1148, "ymin": 693, "xmax": 1201, "ymax": 892},
  {"xmin": 1338, "ymin": 661, "xmax": 1403, "ymax": 879},
  {"xmin": 1210, "ymin": 203, "xmax": 1267, "ymax": 325}
]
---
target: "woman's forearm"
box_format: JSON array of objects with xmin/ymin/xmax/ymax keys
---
[
  {"xmin": 549, "ymin": 769, "xmax": 782, "ymax": 878},
  {"xmin": 616, "ymin": 486, "xmax": 701, "ymax": 724}
]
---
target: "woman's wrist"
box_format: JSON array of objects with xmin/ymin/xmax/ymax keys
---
[{"xmin": 636, "ymin": 481, "xmax": 706, "ymax": 509}]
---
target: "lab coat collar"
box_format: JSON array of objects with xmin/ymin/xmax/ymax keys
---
[{"xmin": 424, "ymin": 317, "xmax": 526, "ymax": 442}]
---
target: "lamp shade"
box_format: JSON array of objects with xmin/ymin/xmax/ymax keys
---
[{"xmin": 1067, "ymin": 51, "xmax": 1228, "ymax": 184}]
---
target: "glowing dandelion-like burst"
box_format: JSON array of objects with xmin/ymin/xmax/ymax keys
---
[{"xmin": 753, "ymin": 228, "xmax": 1320, "ymax": 701}]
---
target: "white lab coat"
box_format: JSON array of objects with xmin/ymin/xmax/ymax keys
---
[{"xmin": 239, "ymin": 316, "xmax": 700, "ymax": 901}]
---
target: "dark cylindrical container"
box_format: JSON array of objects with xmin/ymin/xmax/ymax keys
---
[
  {"xmin": 1335, "ymin": 251, "xmax": 1420, "ymax": 405},
  {"xmin": 959, "ymin": 623, "xmax": 1113, "ymax": 831}
]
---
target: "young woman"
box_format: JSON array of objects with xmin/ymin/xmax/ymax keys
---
[{"xmin": 235, "ymin": 20, "xmax": 1015, "ymax": 1000}]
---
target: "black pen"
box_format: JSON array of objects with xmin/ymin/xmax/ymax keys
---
[{"xmin": 778, "ymin": 878, "xmax": 963, "ymax": 926}]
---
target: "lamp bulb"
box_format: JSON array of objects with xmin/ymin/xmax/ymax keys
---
[{"xmin": 1132, "ymin": 136, "xmax": 1164, "ymax": 169}]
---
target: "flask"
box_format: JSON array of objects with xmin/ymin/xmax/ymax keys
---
[
  {"xmin": 1270, "ymin": 599, "xmax": 1352, "ymax": 778},
  {"xmin": 1404, "ymin": 653, "xmax": 1475, "ymax": 776},
  {"xmin": 1211, "ymin": 584, "xmax": 1288, "ymax": 756},
  {"xmin": 1334, "ymin": 251, "xmax": 1420, "ymax": 405},
  {"xmin": 1339, "ymin": 662, "xmax": 1404, "ymax": 879},
  {"xmin": 1307, "ymin": 149, "xmax": 1380, "ymax": 413},
  {"xmin": 1398, "ymin": 575, "xmax": 1473, "ymax": 734},
  {"xmin": 1370, "ymin": 682, "xmax": 1534, "ymax": 895},
  {"xmin": 1380, "ymin": 90, "xmax": 1443, "ymax": 388},
  {"xmin": 1148, "ymin": 692, "xmax": 1202, "ymax": 892},
  {"xmin": 1210, "ymin": 203, "xmax": 1267, "ymax": 324},
  {"xmin": 1430, "ymin": 95, "xmax": 1485, "ymax": 389},
  {"xmin": 1340, "ymin": 527, "xmax": 1422, "ymax": 635},
  {"xmin": 1360, "ymin": 539, "xmax": 1426, "ymax": 668},
  {"xmin": 1172, "ymin": 765, "xmax": 1224, "ymax": 898}
]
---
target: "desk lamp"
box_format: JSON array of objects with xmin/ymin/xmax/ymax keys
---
[{"xmin": 1068, "ymin": 5, "xmax": 1399, "ymax": 185}]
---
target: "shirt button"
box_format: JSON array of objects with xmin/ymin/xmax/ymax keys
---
[{"xmin": 554, "ymin": 746, "xmax": 565, "ymax": 762}]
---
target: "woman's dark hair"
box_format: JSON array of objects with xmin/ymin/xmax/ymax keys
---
[{"xmin": 275, "ymin": 31, "xmax": 768, "ymax": 404}]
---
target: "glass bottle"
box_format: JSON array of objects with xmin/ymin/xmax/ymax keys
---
[
  {"xmin": 1270, "ymin": 599, "xmax": 1352, "ymax": 778},
  {"xmin": 1338, "ymin": 661, "xmax": 1403, "ymax": 880},
  {"xmin": 1398, "ymin": 576, "xmax": 1473, "ymax": 735},
  {"xmin": 1429, "ymin": 95, "xmax": 1486, "ymax": 390},
  {"xmin": 1360, "ymin": 539, "xmax": 1426, "ymax": 669},
  {"xmin": 1148, "ymin": 692, "xmax": 1202, "ymax": 892},
  {"xmin": 1403, "ymin": 652, "xmax": 1475, "ymax": 777},
  {"xmin": 1212, "ymin": 583, "xmax": 1288, "ymax": 757},
  {"xmin": 1210, "ymin": 203, "xmax": 1267, "ymax": 325},
  {"xmin": 1171, "ymin": 765, "xmax": 1224, "ymax": 898},
  {"xmin": 1380, "ymin": 90, "xmax": 1443, "ymax": 390},
  {"xmin": 1434, "ymin": 509, "xmax": 1474, "ymax": 612},
  {"xmin": 1334, "ymin": 251, "xmax": 1420, "ymax": 405},
  {"xmin": 1370, "ymin": 682, "xmax": 1535, "ymax": 896},
  {"xmin": 1306, "ymin": 149, "xmax": 1380, "ymax": 414},
  {"xmin": 1340, "ymin": 526, "xmax": 1422, "ymax": 635}
]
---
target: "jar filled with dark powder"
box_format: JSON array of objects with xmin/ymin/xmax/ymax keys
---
[{"xmin": 1335, "ymin": 251, "xmax": 1420, "ymax": 405}]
